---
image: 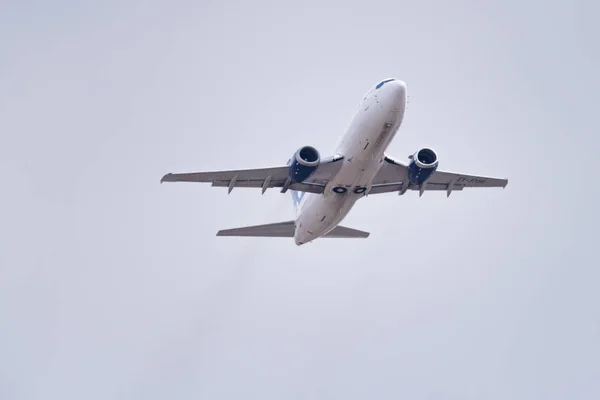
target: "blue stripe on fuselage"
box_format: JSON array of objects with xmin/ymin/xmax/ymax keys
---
[{"xmin": 291, "ymin": 190, "xmax": 306, "ymax": 212}]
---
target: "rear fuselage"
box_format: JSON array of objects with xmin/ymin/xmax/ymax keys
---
[{"xmin": 293, "ymin": 79, "xmax": 407, "ymax": 245}]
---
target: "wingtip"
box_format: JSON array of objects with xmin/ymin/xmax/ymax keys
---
[{"xmin": 160, "ymin": 173, "xmax": 172, "ymax": 184}]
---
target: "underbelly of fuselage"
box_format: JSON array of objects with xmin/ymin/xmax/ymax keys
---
[
  {"xmin": 302, "ymin": 135, "xmax": 395, "ymax": 233},
  {"xmin": 296, "ymin": 120, "xmax": 403, "ymax": 241},
  {"xmin": 294, "ymin": 79, "xmax": 407, "ymax": 245}
]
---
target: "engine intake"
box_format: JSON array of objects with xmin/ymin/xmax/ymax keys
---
[
  {"xmin": 288, "ymin": 146, "xmax": 320, "ymax": 182},
  {"xmin": 408, "ymin": 148, "xmax": 439, "ymax": 185}
]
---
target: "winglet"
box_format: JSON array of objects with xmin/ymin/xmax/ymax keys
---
[{"xmin": 160, "ymin": 173, "xmax": 173, "ymax": 183}]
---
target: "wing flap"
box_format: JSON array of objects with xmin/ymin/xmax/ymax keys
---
[
  {"xmin": 368, "ymin": 182, "xmax": 465, "ymax": 195},
  {"xmin": 210, "ymin": 179, "xmax": 285, "ymax": 189},
  {"xmin": 210, "ymin": 180, "xmax": 324, "ymax": 194}
]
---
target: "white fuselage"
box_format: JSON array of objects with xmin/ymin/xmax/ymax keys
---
[{"xmin": 294, "ymin": 79, "xmax": 407, "ymax": 245}]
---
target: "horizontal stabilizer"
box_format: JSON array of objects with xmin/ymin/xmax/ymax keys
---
[
  {"xmin": 217, "ymin": 221, "xmax": 296, "ymax": 237},
  {"xmin": 324, "ymin": 225, "xmax": 370, "ymax": 238},
  {"xmin": 216, "ymin": 221, "xmax": 370, "ymax": 239}
]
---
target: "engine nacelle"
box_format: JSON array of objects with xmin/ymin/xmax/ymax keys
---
[
  {"xmin": 408, "ymin": 148, "xmax": 439, "ymax": 185},
  {"xmin": 288, "ymin": 146, "xmax": 320, "ymax": 182}
]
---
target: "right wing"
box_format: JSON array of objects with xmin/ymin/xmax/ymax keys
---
[
  {"xmin": 369, "ymin": 155, "xmax": 508, "ymax": 196},
  {"xmin": 161, "ymin": 155, "xmax": 344, "ymax": 194}
]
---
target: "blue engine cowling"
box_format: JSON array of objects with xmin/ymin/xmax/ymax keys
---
[
  {"xmin": 288, "ymin": 146, "xmax": 320, "ymax": 182},
  {"xmin": 408, "ymin": 148, "xmax": 439, "ymax": 185}
]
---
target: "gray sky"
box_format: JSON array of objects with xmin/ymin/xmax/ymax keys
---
[{"xmin": 1, "ymin": 0, "xmax": 599, "ymax": 399}]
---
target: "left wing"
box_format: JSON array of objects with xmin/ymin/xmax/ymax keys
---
[
  {"xmin": 369, "ymin": 155, "xmax": 508, "ymax": 197},
  {"xmin": 161, "ymin": 155, "xmax": 344, "ymax": 194}
]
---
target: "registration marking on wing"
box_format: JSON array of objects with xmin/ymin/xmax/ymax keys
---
[{"xmin": 456, "ymin": 177, "xmax": 487, "ymax": 184}]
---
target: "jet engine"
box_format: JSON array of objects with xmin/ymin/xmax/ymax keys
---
[
  {"xmin": 408, "ymin": 147, "xmax": 439, "ymax": 185},
  {"xmin": 288, "ymin": 145, "xmax": 320, "ymax": 182}
]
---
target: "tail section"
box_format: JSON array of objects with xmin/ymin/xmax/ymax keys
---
[
  {"xmin": 217, "ymin": 221, "xmax": 296, "ymax": 237},
  {"xmin": 323, "ymin": 225, "xmax": 370, "ymax": 238},
  {"xmin": 216, "ymin": 220, "xmax": 369, "ymax": 239}
]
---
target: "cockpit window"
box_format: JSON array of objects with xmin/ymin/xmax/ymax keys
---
[{"xmin": 376, "ymin": 78, "xmax": 396, "ymax": 89}]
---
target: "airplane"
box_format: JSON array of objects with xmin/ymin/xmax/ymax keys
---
[{"xmin": 161, "ymin": 78, "xmax": 508, "ymax": 246}]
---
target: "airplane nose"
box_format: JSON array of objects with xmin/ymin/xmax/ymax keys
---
[
  {"xmin": 391, "ymin": 79, "xmax": 407, "ymax": 97},
  {"xmin": 388, "ymin": 80, "xmax": 407, "ymax": 108}
]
